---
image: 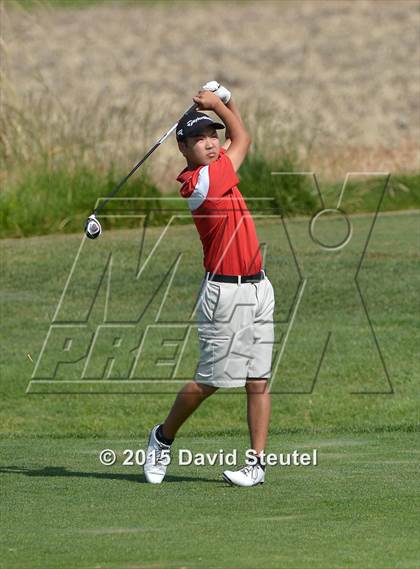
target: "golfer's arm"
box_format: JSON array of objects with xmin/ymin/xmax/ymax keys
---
[
  {"xmin": 214, "ymin": 100, "xmax": 251, "ymax": 171},
  {"xmin": 222, "ymin": 99, "xmax": 245, "ymax": 150}
]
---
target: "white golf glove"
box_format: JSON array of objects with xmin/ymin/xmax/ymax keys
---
[{"xmin": 201, "ymin": 80, "xmax": 231, "ymax": 104}]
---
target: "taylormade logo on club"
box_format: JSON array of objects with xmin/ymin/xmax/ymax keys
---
[{"xmin": 186, "ymin": 116, "xmax": 212, "ymax": 127}]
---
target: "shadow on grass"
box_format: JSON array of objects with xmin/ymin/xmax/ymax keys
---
[{"xmin": 0, "ymin": 465, "xmax": 220, "ymax": 484}]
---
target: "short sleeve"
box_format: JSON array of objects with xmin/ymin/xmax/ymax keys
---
[
  {"xmin": 180, "ymin": 167, "xmax": 209, "ymax": 211},
  {"xmin": 180, "ymin": 149, "xmax": 239, "ymax": 212}
]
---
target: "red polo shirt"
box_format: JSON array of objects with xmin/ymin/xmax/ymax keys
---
[{"xmin": 177, "ymin": 148, "xmax": 262, "ymax": 275}]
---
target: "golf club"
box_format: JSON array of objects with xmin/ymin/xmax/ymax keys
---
[{"xmin": 84, "ymin": 102, "xmax": 197, "ymax": 239}]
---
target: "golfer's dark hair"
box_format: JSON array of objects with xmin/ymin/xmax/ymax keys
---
[{"xmin": 178, "ymin": 136, "xmax": 191, "ymax": 146}]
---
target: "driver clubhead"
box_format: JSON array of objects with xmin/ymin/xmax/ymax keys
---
[{"xmin": 84, "ymin": 215, "xmax": 102, "ymax": 239}]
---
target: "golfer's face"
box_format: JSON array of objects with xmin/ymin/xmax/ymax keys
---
[{"xmin": 184, "ymin": 127, "xmax": 220, "ymax": 166}]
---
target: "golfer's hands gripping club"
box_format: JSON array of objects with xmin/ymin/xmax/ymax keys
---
[
  {"xmin": 201, "ymin": 81, "xmax": 231, "ymax": 104},
  {"xmin": 193, "ymin": 90, "xmax": 223, "ymax": 112}
]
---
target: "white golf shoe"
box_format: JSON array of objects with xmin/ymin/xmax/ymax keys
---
[
  {"xmin": 143, "ymin": 424, "xmax": 172, "ymax": 484},
  {"xmin": 222, "ymin": 463, "xmax": 265, "ymax": 487}
]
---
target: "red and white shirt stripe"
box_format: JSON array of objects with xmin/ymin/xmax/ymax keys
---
[{"xmin": 177, "ymin": 148, "xmax": 262, "ymax": 276}]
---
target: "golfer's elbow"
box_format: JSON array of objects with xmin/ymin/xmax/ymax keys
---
[
  {"xmin": 229, "ymin": 128, "xmax": 251, "ymax": 154},
  {"xmin": 239, "ymin": 131, "xmax": 252, "ymax": 155},
  {"xmin": 240, "ymin": 130, "xmax": 251, "ymax": 148}
]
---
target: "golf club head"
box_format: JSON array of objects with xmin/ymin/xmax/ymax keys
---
[{"xmin": 84, "ymin": 215, "xmax": 102, "ymax": 239}]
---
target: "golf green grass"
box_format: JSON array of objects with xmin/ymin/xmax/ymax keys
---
[
  {"xmin": 1, "ymin": 210, "xmax": 419, "ymax": 567},
  {"xmin": 1, "ymin": 433, "xmax": 419, "ymax": 569},
  {"xmin": 1, "ymin": 210, "xmax": 418, "ymax": 436}
]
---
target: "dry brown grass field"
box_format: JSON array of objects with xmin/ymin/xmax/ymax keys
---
[{"xmin": 1, "ymin": 0, "xmax": 419, "ymax": 190}]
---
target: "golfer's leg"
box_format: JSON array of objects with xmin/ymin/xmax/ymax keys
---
[
  {"xmin": 245, "ymin": 379, "xmax": 271, "ymax": 455},
  {"xmin": 161, "ymin": 381, "xmax": 218, "ymax": 439}
]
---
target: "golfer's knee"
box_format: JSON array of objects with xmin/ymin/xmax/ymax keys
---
[
  {"xmin": 183, "ymin": 381, "xmax": 218, "ymax": 399},
  {"xmin": 197, "ymin": 382, "xmax": 218, "ymax": 399},
  {"xmin": 246, "ymin": 378, "xmax": 269, "ymax": 394}
]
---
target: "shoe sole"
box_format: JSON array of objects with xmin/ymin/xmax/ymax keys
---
[{"xmin": 222, "ymin": 472, "xmax": 264, "ymax": 487}]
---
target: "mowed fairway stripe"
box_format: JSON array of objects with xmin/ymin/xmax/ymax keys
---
[{"xmin": 1, "ymin": 433, "xmax": 419, "ymax": 569}]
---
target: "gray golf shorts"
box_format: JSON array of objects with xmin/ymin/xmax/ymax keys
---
[{"xmin": 195, "ymin": 271, "xmax": 275, "ymax": 388}]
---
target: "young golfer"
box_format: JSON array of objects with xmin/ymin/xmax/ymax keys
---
[{"xmin": 144, "ymin": 82, "xmax": 275, "ymax": 487}]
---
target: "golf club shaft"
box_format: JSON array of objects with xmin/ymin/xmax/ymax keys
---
[{"xmin": 93, "ymin": 102, "xmax": 197, "ymax": 216}]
